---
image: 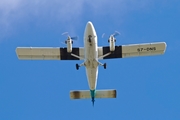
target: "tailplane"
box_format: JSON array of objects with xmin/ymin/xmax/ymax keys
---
[{"xmin": 70, "ymin": 89, "xmax": 116, "ymax": 105}]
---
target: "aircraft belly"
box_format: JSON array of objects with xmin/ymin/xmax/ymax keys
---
[
  {"xmin": 85, "ymin": 41, "xmax": 98, "ymax": 90},
  {"xmin": 86, "ymin": 67, "xmax": 98, "ymax": 90}
]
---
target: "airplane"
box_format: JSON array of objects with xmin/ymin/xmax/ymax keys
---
[{"xmin": 16, "ymin": 21, "xmax": 167, "ymax": 106}]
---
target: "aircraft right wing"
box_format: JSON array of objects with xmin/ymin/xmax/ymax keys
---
[{"xmin": 98, "ymin": 42, "xmax": 166, "ymax": 59}]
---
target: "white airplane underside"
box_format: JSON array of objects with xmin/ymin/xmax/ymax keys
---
[{"xmin": 16, "ymin": 21, "xmax": 167, "ymax": 106}]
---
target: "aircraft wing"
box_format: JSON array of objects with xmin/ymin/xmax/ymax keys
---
[
  {"xmin": 16, "ymin": 47, "xmax": 84, "ymax": 60},
  {"xmin": 98, "ymin": 42, "xmax": 166, "ymax": 59}
]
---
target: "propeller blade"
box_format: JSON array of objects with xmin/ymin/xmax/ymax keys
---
[
  {"xmin": 102, "ymin": 33, "xmax": 105, "ymax": 38},
  {"xmin": 112, "ymin": 31, "xmax": 121, "ymax": 37},
  {"xmin": 71, "ymin": 36, "xmax": 78, "ymax": 40},
  {"xmin": 62, "ymin": 32, "xmax": 69, "ymax": 36},
  {"xmin": 61, "ymin": 41, "xmax": 66, "ymax": 45},
  {"xmin": 62, "ymin": 32, "xmax": 78, "ymax": 40}
]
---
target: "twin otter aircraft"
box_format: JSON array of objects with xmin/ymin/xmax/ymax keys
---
[{"xmin": 16, "ymin": 21, "xmax": 167, "ymax": 106}]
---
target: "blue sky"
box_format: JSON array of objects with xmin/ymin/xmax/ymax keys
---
[{"xmin": 0, "ymin": 0, "xmax": 180, "ymax": 119}]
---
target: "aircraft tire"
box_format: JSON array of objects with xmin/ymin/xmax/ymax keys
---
[
  {"xmin": 104, "ymin": 63, "xmax": 106, "ymax": 69},
  {"xmin": 76, "ymin": 64, "xmax": 79, "ymax": 70}
]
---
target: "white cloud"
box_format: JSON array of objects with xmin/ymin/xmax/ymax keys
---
[
  {"xmin": 0, "ymin": 0, "xmax": 85, "ymax": 40},
  {"xmin": 0, "ymin": 0, "xmax": 21, "ymax": 31},
  {"xmin": 0, "ymin": 0, "xmax": 158, "ymax": 41}
]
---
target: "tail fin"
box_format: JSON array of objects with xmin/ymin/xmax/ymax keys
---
[{"xmin": 70, "ymin": 89, "xmax": 117, "ymax": 99}]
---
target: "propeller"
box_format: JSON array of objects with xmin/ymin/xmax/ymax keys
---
[
  {"xmin": 110, "ymin": 31, "xmax": 120, "ymax": 41},
  {"xmin": 102, "ymin": 31, "xmax": 121, "ymax": 43},
  {"xmin": 102, "ymin": 31, "xmax": 121, "ymax": 38},
  {"xmin": 62, "ymin": 32, "xmax": 78, "ymax": 41}
]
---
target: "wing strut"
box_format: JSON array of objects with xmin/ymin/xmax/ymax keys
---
[
  {"xmin": 71, "ymin": 53, "xmax": 84, "ymax": 60},
  {"xmin": 98, "ymin": 52, "xmax": 111, "ymax": 59}
]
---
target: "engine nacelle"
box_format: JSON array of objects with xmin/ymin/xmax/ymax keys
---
[
  {"xmin": 108, "ymin": 36, "xmax": 116, "ymax": 52},
  {"xmin": 65, "ymin": 39, "xmax": 73, "ymax": 53}
]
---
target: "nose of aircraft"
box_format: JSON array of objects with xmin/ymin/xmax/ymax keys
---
[
  {"xmin": 84, "ymin": 21, "xmax": 97, "ymax": 40},
  {"xmin": 86, "ymin": 21, "xmax": 93, "ymax": 30},
  {"xmin": 85, "ymin": 21, "xmax": 96, "ymax": 35}
]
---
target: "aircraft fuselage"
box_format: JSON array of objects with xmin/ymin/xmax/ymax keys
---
[{"xmin": 84, "ymin": 22, "xmax": 98, "ymax": 90}]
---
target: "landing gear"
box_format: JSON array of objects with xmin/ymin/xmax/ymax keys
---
[
  {"xmin": 76, "ymin": 64, "xmax": 79, "ymax": 70},
  {"xmin": 88, "ymin": 38, "xmax": 91, "ymax": 43},
  {"xmin": 103, "ymin": 63, "xmax": 107, "ymax": 69},
  {"xmin": 76, "ymin": 63, "xmax": 85, "ymax": 70},
  {"xmin": 98, "ymin": 62, "xmax": 107, "ymax": 69}
]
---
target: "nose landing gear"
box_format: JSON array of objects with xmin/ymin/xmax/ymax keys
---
[{"xmin": 88, "ymin": 35, "xmax": 92, "ymax": 43}]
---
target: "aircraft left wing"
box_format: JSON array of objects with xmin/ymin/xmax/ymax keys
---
[
  {"xmin": 98, "ymin": 42, "xmax": 166, "ymax": 59},
  {"xmin": 16, "ymin": 47, "xmax": 84, "ymax": 60}
]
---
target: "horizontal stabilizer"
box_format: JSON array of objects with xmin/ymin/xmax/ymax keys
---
[{"xmin": 70, "ymin": 89, "xmax": 116, "ymax": 99}]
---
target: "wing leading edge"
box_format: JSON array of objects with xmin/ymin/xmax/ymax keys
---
[
  {"xmin": 98, "ymin": 42, "xmax": 166, "ymax": 59},
  {"xmin": 16, "ymin": 47, "xmax": 84, "ymax": 60}
]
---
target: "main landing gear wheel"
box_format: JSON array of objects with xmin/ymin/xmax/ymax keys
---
[
  {"xmin": 103, "ymin": 63, "xmax": 107, "ymax": 69},
  {"xmin": 76, "ymin": 64, "xmax": 79, "ymax": 70}
]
